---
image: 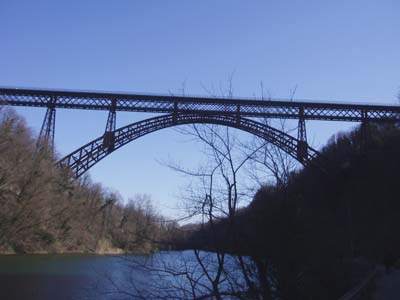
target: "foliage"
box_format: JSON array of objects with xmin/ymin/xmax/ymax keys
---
[
  {"xmin": 180, "ymin": 122, "xmax": 400, "ymax": 299},
  {"xmin": 0, "ymin": 108, "xmax": 175, "ymax": 254}
]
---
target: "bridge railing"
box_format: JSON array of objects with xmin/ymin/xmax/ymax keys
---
[
  {"xmin": 1, "ymin": 87, "xmax": 400, "ymax": 122},
  {"xmin": 1, "ymin": 86, "xmax": 399, "ymax": 106}
]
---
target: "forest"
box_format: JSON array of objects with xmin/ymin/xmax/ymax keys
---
[
  {"xmin": 176, "ymin": 121, "xmax": 400, "ymax": 299},
  {"xmin": 1, "ymin": 106, "xmax": 400, "ymax": 299},
  {"xmin": 0, "ymin": 107, "xmax": 178, "ymax": 254}
]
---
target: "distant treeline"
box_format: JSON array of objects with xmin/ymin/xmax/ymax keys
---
[
  {"xmin": 180, "ymin": 122, "xmax": 400, "ymax": 299},
  {"xmin": 0, "ymin": 108, "xmax": 178, "ymax": 254}
]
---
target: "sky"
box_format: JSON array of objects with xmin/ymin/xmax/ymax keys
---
[{"xmin": 1, "ymin": 0, "xmax": 399, "ymax": 219}]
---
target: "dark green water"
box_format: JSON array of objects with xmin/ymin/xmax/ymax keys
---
[
  {"xmin": 0, "ymin": 252, "xmax": 247, "ymax": 299},
  {"xmin": 0, "ymin": 254, "xmax": 151, "ymax": 300}
]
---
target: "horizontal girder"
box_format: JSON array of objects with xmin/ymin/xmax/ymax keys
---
[
  {"xmin": 1, "ymin": 87, "xmax": 400, "ymax": 122},
  {"xmin": 58, "ymin": 113, "xmax": 322, "ymax": 178}
]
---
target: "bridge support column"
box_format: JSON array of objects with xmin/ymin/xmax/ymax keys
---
[
  {"xmin": 37, "ymin": 99, "xmax": 56, "ymax": 153},
  {"xmin": 173, "ymin": 101, "xmax": 178, "ymax": 125},
  {"xmin": 360, "ymin": 110, "xmax": 370, "ymax": 151},
  {"xmin": 236, "ymin": 104, "xmax": 241, "ymax": 125},
  {"xmin": 297, "ymin": 107, "xmax": 308, "ymax": 163},
  {"xmin": 103, "ymin": 99, "xmax": 116, "ymax": 153}
]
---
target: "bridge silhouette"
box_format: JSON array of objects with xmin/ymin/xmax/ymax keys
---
[{"xmin": 1, "ymin": 87, "xmax": 399, "ymax": 177}]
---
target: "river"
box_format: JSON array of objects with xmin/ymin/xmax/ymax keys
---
[
  {"xmin": 0, "ymin": 251, "xmax": 246, "ymax": 300},
  {"xmin": 0, "ymin": 252, "xmax": 178, "ymax": 300}
]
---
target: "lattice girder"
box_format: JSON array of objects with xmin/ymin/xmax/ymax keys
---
[
  {"xmin": 1, "ymin": 88, "xmax": 400, "ymax": 123},
  {"xmin": 58, "ymin": 113, "xmax": 322, "ymax": 178}
]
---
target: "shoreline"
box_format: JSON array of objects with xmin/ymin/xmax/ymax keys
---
[{"xmin": 0, "ymin": 249, "xmax": 159, "ymax": 256}]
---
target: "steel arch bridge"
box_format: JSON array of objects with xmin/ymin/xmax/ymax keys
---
[
  {"xmin": 57, "ymin": 113, "xmax": 320, "ymax": 178},
  {"xmin": 1, "ymin": 87, "xmax": 399, "ymax": 177}
]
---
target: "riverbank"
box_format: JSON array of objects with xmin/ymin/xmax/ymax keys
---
[
  {"xmin": 0, "ymin": 109, "xmax": 173, "ymax": 260},
  {"xmin": 0, "ymin": 239, "xmax": 159, "ymax": 255},
  {"xmin": 0, "ymin": 249, "xmax": 157, "ymax": 255}
]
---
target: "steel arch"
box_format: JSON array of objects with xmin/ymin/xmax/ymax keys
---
[{"xmin": 58, "ymin": 113, "xmax": 322, "ymax": 178}]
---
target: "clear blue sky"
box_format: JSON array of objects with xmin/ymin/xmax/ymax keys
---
[{"xmin": 1, "ymin": 0, "xmax": 399, "ymax": 218}]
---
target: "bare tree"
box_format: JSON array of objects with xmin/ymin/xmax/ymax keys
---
[
  {"xmin": 397, "ymin": 86, "xmax": 400, "ymax": 104},
  {"xmin": 105, "ymin": 80, "xmax": 304, "ymax": 300},
  {"xmin": 0, "ymin": 107, "xmax": 167, "ymax": 255},
  {"xmin": 105, "ymin": 121, "xmax": 265, "ymax": 300},
  {"xmin": 242, "ymin": 84, "xmax": 299, "ymax": 189}
]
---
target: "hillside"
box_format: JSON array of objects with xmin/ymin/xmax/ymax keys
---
[
  {"xmin": 180, "ymin": 122, "xmax": 400, "ymax": 299},
  {"xmin": 0, "ymin": 108, "xmax": 175, "ymax": 254}
]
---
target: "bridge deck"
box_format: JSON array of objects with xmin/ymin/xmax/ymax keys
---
[{"xmin": 1, "ymin": 87, "xmax": 399, "ymax": 122}]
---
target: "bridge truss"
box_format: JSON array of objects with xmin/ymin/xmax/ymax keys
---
[
  {"xmin": 1, "ymin": 87, "xmax": 399, "ymax": 176},
  {"xmin": 1, "ymin": 88, "xmax": 399, "ymax": 121},
  {"xmin": 58, "ymin": 113, "xmax": 321, "ymax": 178}
]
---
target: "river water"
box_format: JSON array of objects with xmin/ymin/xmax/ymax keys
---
[
  {"xmin": 0, "ymin": 252, "xmax": 180, "ymax": 300},
  {"xmin": 0, "ymin": 251, "xmax": 246, "ymax": 300}
]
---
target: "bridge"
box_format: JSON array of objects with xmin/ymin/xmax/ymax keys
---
[{"xmin": 1, "ymin": 87, "xmax": 399, "ymax": 177}]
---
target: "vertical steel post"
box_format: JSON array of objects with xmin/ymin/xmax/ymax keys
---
[
  {"xmin": 297, "ymin": 106, "xmax": 308, "ymax": 163},
  {"xmin": 173, "ymin": 101, "xmax": 178, "ymax": 125},
  {"xmin": 360, "ymin": 110, "xmax": 370, "ymax": 150},
  {"xmin": 236, "ymin": 104, "xmax": 241, "ymax": 125},
  {"xmin": 103, "ymin": 98, "xmax": 117, "ymax": 153},
  {"xmin": 37, "ymin": 96, "xmax": 56, "ymax": 153}
]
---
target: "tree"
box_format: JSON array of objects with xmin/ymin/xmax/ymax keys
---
[
  {"xmin": 107, "ymin": 81, "xmax": 305, "ymax": 300},
  {"xmin": 0, "ymin": 107, "xmax": 167, "ymax": 255}
]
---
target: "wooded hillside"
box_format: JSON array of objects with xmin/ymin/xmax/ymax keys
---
[
  {"xmin": 0, "ymin": 108, "xmax": 177, "ymax": 254},
  {"xmin": 179, "ymin": 122, "xmax": 400, "ymax": 299}
]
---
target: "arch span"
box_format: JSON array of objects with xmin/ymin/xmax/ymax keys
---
[{"xmin": 58, "ymin": 113, "xmax": 321, "ymax": 178}]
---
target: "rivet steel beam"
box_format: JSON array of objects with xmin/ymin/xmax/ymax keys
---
[
  {"xmin": 37, "ymin": 97, "xmax": 56, "ymax": 152},
  {"xmin": 103, "ymin": 98, "xmax": 117, "ymax": 153},
  {"xmin": 1, "ymin": 87, "xmax": 400, "ymax": 123},
  {"xmin": 297, "ymin": 106, "xmax": 308, "ymax": 162},
  {"xmin": 58, "ymin": 113, "xmax": 323, "ymax": 178}
]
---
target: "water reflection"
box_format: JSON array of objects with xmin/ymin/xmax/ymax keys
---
[
  {"xmin": 0, "ymin": 251, "xmax": 246, "ymax": 300},
  {"xmin": 0, "ymin": 254, "xmax": 152, "ymax": 300}
]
